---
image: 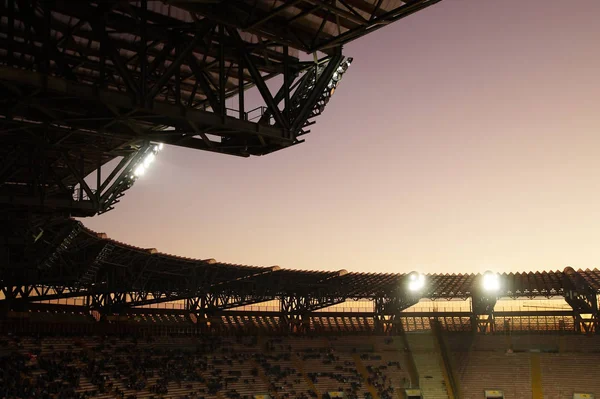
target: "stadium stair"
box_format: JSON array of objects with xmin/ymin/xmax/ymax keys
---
[
  {"xmin": 504, "ymin": 332, "xmax": 512, "ymax": 351},
  {"xmin": 396, "ymin": 332, "xmax": 420, "ymax": 389},
  {"xmin": 530, "ymin": 352, "xmax": 543, "ymax": 399},
  {"xmin": 558, "ymin": 334, "xmax": 565, "ymax": 353},
  {"xmin": 352, "ymin": 353, "xmax": 381, "ymax": 399},
  {"xmin": 293, "ymin": 353, "xmax": 322, "ymax": 399},
  {"xmin": 406, "ymin": 333, "xmax": 450, "ymax": 399},
  {"xmin": 253, "ymin": 359, "xmax": 280, "ymax": 399},
  {"xmin": 432, "ymin": 321, "xmax": 461, "ymax": 399}
]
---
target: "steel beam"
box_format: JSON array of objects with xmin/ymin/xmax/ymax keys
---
[{"xmin": 563, "ymin": 267, "xmax": 599, "ymax": 334}]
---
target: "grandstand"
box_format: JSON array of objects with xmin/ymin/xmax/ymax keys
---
[
  {"xmin": 2, "ymin": 219, "xmax": 600, "ymax": 398},
  {"xmin": 2, "ymin": 329, "xmax": 600, "ymax": 399}
]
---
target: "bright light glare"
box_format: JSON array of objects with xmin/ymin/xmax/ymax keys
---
[
  {"xmin": 408, "ymin": 272, "xmax": 426, "ymax": 292},
  {"xmin": 482, "ymin": 272, "xmax": 500, "ymax": 292},
  {"xmin": 158, "ymin": 143, "xmax": 164, "ymax": 151},
  {"xmin": 324, "ymin": 57, "xmax": 353, "ymax": 96},
  {"xmin": 134, "ymin": 165, "xmax": 146, "ymax": 177},
  {"xmin": 143, "ymin": 152, "xmax": 155, "ymax": 167}
]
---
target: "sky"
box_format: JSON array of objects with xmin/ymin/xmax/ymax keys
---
[{"xmin": 84, "ymin": 0, "xmax": 600, "ymax": 275}]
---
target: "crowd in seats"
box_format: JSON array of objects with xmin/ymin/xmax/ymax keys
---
[
  {"xmin": 0, "ymin": 334, "xmax": 411, "ymax": 399},
  {"xmin": 8, "ymin": 331, "xmax": 600, "ymax": 399},
  {"xmin": 362, "ymin": 355, "xmax": 405, "ymax": 399},
  {"xmin": 0, "ymin": 351, "xmax": 88, "ymax": 399},
  {"xmin": 0, "ymin": 335, "xmax": 222, "ymax": 399},
  {"xmin": 326, "ymin": 336, "xmax": 410, "ymax": 399}
]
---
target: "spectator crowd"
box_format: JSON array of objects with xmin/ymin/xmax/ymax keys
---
[{"xmin": 0, "ymin": 334, "xmax": 408, "ymax": 399}]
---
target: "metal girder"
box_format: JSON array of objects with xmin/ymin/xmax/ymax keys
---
[
  {"xmin": 313, "ymin": 0, "xmax": 442, "ymax": 52},
  {"xmin": 77, "ymin": 243, "xmax": 115, "ymax": 286},
  {"xmin": 184, "ymin": 292, "xmax": 276, "ymax": 314},
  {"xmin": 0, "ymin": 67, "xmax": 291, "ymax": 145},
  {"xmin": 563, "ymin": 266, "xmax": 599, "ymax": 334},
  {"xmin": 374, "ymin": 294, "xmax": 420, "ymax": 334},
  {"xmin": 113, "ymin": 273, "xmax": 281, "ymax": 313},
  {"xmin": 371, "ymin": 273, "xmax": 425, "ymax": 333},
  {"xmin": 470, "ymin": 274, "xmax": 498, "ymax": 333},
  {"xmin": 279, "ymin": 294, "xmax": 347, "ymax": 332},
  {"xmin": 227, "ymin": 26, "xmax": 289, "ymax": 131},
  {"xmin": 39, "ymin": 222, "xmax": 83, "ymax": 270},
  {"xmin": 0, "ymin": 284, "xmax": 89, "ymax": 313},
  {"xmin": 169, "ymin": 0, "xmax": 442, "ymax": 54},
  {"xmin": 0, "ymin": 131, "xmax": 157, "ymax": 217},
  {"xmin": 471, "ymin": 295, "xmax": 497, "ymax": 333},
  {"xmin": 0, "ymin": 2, "xmax": 354, "ymax": 217}
]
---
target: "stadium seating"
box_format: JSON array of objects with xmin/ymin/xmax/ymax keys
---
[
  {"xmin": 453, "ymin": 351, "xmax": 532, "ymax": 399},
  {"xmin": 0, "ymin": 334, "xmax": 414, "ymax": 399},
  {"xmin": 406, "ymin": 333, "xmax": 449, "ymax": 399},
  {"xmin": 447, "ymin": 334, "xmax": 600, "ymax": 399},
  {"xmin": 4, "ymin": 332, "xmax": 600, "ymax": 399},
  {"xmin": 540, "ymin": 353, "xmax": 600, "ymax": 398}
]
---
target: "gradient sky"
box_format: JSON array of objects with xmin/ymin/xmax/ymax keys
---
[{"xmin": 84, "ymin": 0, "xmax": 600, "ymax": 275}]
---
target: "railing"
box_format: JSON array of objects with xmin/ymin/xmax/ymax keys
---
[
  {"xmin": 219, "ymin": 105, "xmax": 276, "ymax": 126},
  {"xmin": 71, "ymin": 187, "xmax": 96, "ymax": 202}
]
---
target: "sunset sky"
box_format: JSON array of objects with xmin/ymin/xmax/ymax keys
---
[{"xmin": 85, "ymin": 0, "xmax": 600, "ymax": 275}]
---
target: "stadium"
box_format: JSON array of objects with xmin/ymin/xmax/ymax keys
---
[{"xmin": 1, "ymin": 1, "xmax": 600, "ymax": 399}]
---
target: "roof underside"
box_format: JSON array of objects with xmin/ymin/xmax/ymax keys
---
[{"xmin": 165, "ymin": 0, "xmax": 442, "ymax": 54}]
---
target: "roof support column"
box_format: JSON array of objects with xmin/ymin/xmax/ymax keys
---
[
  {"xmin": 88, "ymin": 292, "xmax": 129, "ymax": 321},
  {"xmin": 471, "ymin": 295, "xmax": 497, "ymax": 334},
  {"xmin": 185, "ymin": 295, "xmax": 214, "ymax": 333},
  {"xmin": 562, "ymin": 267, "xmax": 599, "ymax": 335},
  {"xmin": 375, "ymin": 295, "xmax": 420, "ymax": 335},
  {"xmin": 0, "ymin": 285, "xmax": 17, "ymax": 316},
  {"xmin": 470, "ymin": 272, "xmax": 501, "ymax": 333},
  {"xmin": 280, "ymin": 295, "xmax": 310, "ymax": 334}
]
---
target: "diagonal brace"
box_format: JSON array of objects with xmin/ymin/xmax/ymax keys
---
[{"xmin": 226, "ymin": 26, "xmax": 289, "ymax": 130}]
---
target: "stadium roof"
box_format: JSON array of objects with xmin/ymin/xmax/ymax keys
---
[
  {"xmin": 164, "ymin": 0, "xmax": 442, "ymax": 54},
  {"xmin": 0, "ymin": 0, "xmax": 445, "ymax": 219},
  {"xmin": 4, "ymin": 219, "xmax": 599, "ymax": 304}
]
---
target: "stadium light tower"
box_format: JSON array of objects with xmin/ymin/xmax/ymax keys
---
[{"xmin": 482, "ymin": 271, "xmax": 501, "ymax": 293}]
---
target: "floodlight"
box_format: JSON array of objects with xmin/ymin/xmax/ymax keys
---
[
  {"xmin": 482, "ymin": 271, "xmax": 500, "ymax": 293},
  {"xmin": 134, "ymin": 165, "xmax": 146, "ymax": 177},
  {"xmin": 338, "ymin": 57, "xmax": 353, "ymax": 73},
  {"xmin": 324, "ymin": 57, "xmax": 353, "ymax": 96},
  {"xmin": 408, "ymin": 272, "xmax": 426, "ymax": 292},
  {"xmin": 143, "ymin": 152, "xmax": 155, "ymax": 168}
]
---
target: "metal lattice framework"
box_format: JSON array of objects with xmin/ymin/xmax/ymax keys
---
[
  {"xmin": 0, "ymin": 0, "xmax": 440, "ymax": 217},
  {"xmin": 1, "ymin": 219, "xmax": 599, "ymax": 334}
]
